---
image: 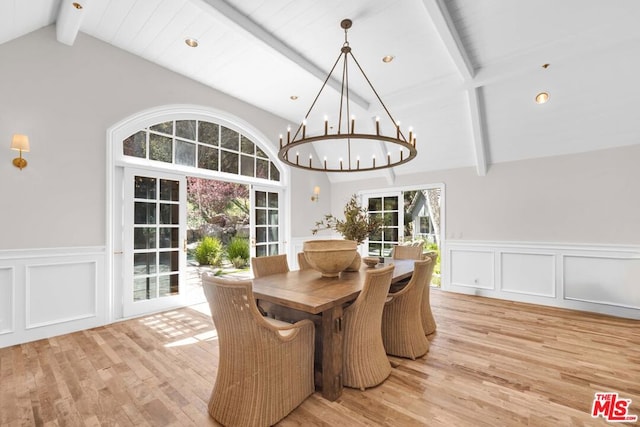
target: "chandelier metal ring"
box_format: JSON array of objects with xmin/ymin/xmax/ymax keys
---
[{"xmin": 277, "ymin": 18, "xmax": 418, "ymax": 173}]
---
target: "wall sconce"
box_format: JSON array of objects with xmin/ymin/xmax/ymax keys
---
[
  {"xmin": 311, "ymin": 186, "xmax": 320, "ymax": 202},
  {"xmin": 11, "ymin": 134, "xmax": 30, "ymax": 170}
]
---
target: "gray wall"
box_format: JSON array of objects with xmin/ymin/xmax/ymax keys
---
[
  {"xmin": 330, "ymin": 144, "xmax": 640, "ymax": 245},
  {"xmin": 0, "ymin": 26, "xmax": 329, "ymax": 249},
  {"xmin": 2, "ymin": 26, "xmax": 638, "ymax": 251}
]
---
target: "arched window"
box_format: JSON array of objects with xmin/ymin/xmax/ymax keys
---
[{"xmin": 122, "ymin": 119, "xmax": 281, "ymax": 182}]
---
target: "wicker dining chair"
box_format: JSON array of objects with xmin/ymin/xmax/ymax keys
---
[
  {"xmin": 297, "ymin": 251, "xmax": 313, "ymax": 270},
  {"xmin": 382, "ymin": 258, "xmax": 431, "ymax": 359},
  {"xmin": 342, "ymin": 264, "xmax": 395, "ymax": 390},
  {"xmin": 251, "ymin": 254, "xmax": 290, "ymax": 318},
  {"xmin": 392, "ymin": 244, "xmax": 423, "ymax": 260},
  {"xmin": 421, "ymin": 251, "xmax": 438, "ymax": 335},
  {"xmin": 251, "ymin": 253, "xmax": 290, "ymax": 278},
  {"xmin": 201, "ymin": 274, "xmax": 315, "ymax": 427}
]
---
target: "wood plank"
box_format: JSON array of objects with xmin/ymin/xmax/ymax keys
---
[{"xmin": 1, "ymin": 290, "xmax": 638, "ymax": 426}]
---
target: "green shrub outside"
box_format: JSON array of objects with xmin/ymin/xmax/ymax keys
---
[
  {"xmin": 226, "ymin": 237, "xmax": 250, "ymax": 267},
  {"xmin": 424, "ymin": 242, "xmax": 441, "ymax": 285},
  {"xmin": 195, "ymin": 236, "xmax": 224, "ymax": 266}
]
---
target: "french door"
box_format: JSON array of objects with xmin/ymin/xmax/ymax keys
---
[
  {"xmin": 250, "ymin": 186, "xmax": 283, "ymax": 257},
  {"xmin": 364, "ymin": 192, "xmax": 403, "ymax": 257},
  {"xmin": 123, "ymin": 168, "xmax": 187, "ymax": 317}
]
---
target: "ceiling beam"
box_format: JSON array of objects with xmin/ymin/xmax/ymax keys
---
[
  {"xmin": 56, "ymin": 0, "xmax": 87, "ymax": 46},
  {"xmin": 467, "ymin": 88, "xmax": 488, "ymax": 176},
  {"xmin": 421, "ymin": 0, "xmax": 474, "ymax": 80},
  {"xmin": 197, "ymin": 0, "xmax": 370, "ymax": 111}
]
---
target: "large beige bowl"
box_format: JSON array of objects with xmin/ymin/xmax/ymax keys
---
[{"xmin": 303, "ymin": 239, "xmax": 357, "ymax": 278}]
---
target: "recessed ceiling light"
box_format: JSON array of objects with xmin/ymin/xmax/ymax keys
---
[
  {"xmin": 535, "ymin": 92, "xmax": 549, "ymax": 104},
  {"xmin": 72, "ymin": 2, "xmax": 83, "ymax": 9},
  {"xmin": 185, "ymin": 38, "xmax": 198, "ymax": 48},
  {"xmin": 290, "ymin": 95, "xmax": 299, "ymax": 100},
  {"xmin": 542, "ymin": 63, "xmax": 550, "ymax": 69},
  {"xmin": 382, "ymin": 55, "xmax": 394, "ymax": 63}
]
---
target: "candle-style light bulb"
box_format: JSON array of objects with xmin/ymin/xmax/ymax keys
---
[
  {"xmin": 296, "ymin": 152, "xmax": 299, "ymax": 165},
  {"xmin": 324, "ymin": 115, "xmax": 328, "ymax": 135},
  {"xmin": 350, "ymin": 115, "xmax": 355, "ymax": 133},
  {"xmin": 324, "ymin": 156, "xmax": 327, "ymax": 170},
  {"xmin": 375, "ymin": 117, "xmax": 380, "ymax": 135},
  {"xmin": 302, "ymin": 120, "xmax": 307, "ymax": 139},
  {"xmin": 279, "ymin": 134, "xmax": 283, "ymax": 148},
  {"xmin": 357, "ymin": 156, "xmax": 360, "ymax": 170},
  {"xmin": 287, "ymin": 126, "xmax": 291, "ymax": 144}
]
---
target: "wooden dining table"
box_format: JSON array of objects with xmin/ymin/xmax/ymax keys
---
[{"xmin": 252, "ymin": 258, "xmax": 415, "ymax": 401}]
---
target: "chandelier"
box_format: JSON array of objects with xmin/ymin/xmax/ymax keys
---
[{"xmin": 278, "ymin": 19, "xmax": 417, "ymax": 172}]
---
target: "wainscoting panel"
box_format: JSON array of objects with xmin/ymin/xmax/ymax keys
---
[
  {"xmin": 445, "ymin": 241, "xmax": 640, "ymax": 319},
  {"xmin": 564, "ymin": 255, "xmax": 640, "ymax": 310},
  {"xmin": 0, "ymin": 247, "xmax": 106, "ymax": 348},
  {"xmin": 500, "ymin": 252, "xmax": 555, "ymax": 297},
  {"xmin": 449, "ymin": 250, "xmax": 494, "ymax": 290},
  {"xmin": 0, "ymin": 267, "xmax": 14, "ymax": 335},
  {"xmin": 26, "ymin": 261, "xmax": 97, "ymax": 329}
]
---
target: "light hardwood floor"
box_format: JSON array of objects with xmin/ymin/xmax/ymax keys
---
[{"xmin": 1, "ymin": 290, "xmax": 639, "ymax": 426}]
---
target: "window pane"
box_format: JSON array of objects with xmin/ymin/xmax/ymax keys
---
[
  {"xmin": 268, "ymin": 192, "xmax": 278, "ymax": 208},
  {"xmin": 256, "ymin": 146, "xmax": 268, "ymax": 158},
  {"xmin": 255, "ymin": 191, "xmax": 266, "ymax": 207},
  {"xmin": 240, "ymin": 136, "xmax": 255, "ymax": 154},
  {"xmin": 384, "ymin": 197, "xmax": 398, "ymax": 210},
  {"xmin": 369, "ymin": 228, "xmax": 382, "ymax": 241},
  {"xmin": 134, "ymin": 253, "xmax": 156, "ymax": 275},
  {"xmin": 159, "ymin": 274, "xmax": 179, "ymax": 297},
  {"xmin": 268, "ymin": 209, "xmax": 278, "ymax": 225},
  {"xmin": 368, "ymin": 243, "xmax": 381, "ymax": 257},
  {"xmin": 123, "ymin": 131, "xmax": 146, "ymax": 158},
  {"xmin": 159, "ymin": 252, "xmax": 179, "ymax": 273},
  {"xmin": 270, "ymin": 162, "xmax": 280, "ymax": 181},
  {"xmin": 220, "ymin": 127, "xmax": 239, "ymax": 150},
  {"xmin": 150, "ymin": 121, "xmax": 173, "ymax": 135},
  {"xmin": 134, "ymin": 277, "xmax": 156, "ymax": 301},
  {"xmin": 268, "ymin": 227, "xmax": 278, "ymax": 242},
  {"xmin": 134, "ymin": 228, "xmax": 156, "ymax": 249},
  {"xmin": 198, "ymin": 145, "xmax": 219, "ymax": 171},
  {"xmin": 160, "ymin": 204, "xmax": 179, "ymax": 224},
  {"xmin": 384, "ymin": 228, "xmax": 399, "ymax": 242},
  {"xmin": 198, "ymin": 121, "xmax": 219, "ymax": 145},
  {"xmin": 149, "ymin": 133, "xmax": 172, "ymax": 163},
  {"xmin": 159, "ymin": 228, "xmax": 178, "ymax": 248},
  {"xmin": 268, "ymin": 244, "xmax": 279, "ymax": 256},
  {"xmin": 256, "ymin": 159, "xmax": 269, "ymax": 179},
  {"xmin": 240, "ymin": 155, "xmax": 254, "ymax": 177},
  {"xmin": 160, "ymin": 179, "xmax": 179, "ymax": 201},
  {"xmin": 135, "ymin": 177, "xmax": 156, "ymax": 200},
  {"xmin": 385, "ymin": 212, "xmax": 398, "ymax": 226},
  {"xmin": 256, "ymin": 245, "xmax": 267, "ymax": 257},
  {"xmin": 256, "ymin": 226, "xmax": 266, "ymax": 243},
  {"xmin": 368, "ymin": 198, "xmax": 382, "ymax": 211},
  {"xmin": 176, "ymin": 120, "xmax": 196, "ymax": 140},
  {"xmin": 175, "ymin": 140, "xmax": 195, "ymax": 167},
  {"xmin": 220, "ymin": 151, "xmax": 238, "ymax": 174},
  {"xmin": 134, "ymin": 202, "xmax": 156, "ymax": 224},
  {"xmin": 256, "ymin": 209, "xmax": 267, "ymax": 225},
  {"xmin": 383, "ymin": 244, "xmax": 394, "ymax": 257}
]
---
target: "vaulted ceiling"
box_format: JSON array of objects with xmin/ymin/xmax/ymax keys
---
[{"xmin": 2, "ymin": 0, "xmax": 640, "ymax": 183}]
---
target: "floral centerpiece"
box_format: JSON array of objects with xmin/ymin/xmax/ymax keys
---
[{"xmin": 311, "ymin": 194, "xmax": 383, "ymax": 270}]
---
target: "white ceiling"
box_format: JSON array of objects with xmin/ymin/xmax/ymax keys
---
[{"xmin": 2, "ymin": 0, "xmax": 640, "ymax": 183}]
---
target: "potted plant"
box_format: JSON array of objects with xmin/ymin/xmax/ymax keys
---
[{"xmin": 311, "ymin": 194, "xmax": 383, "ymax": 270}]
